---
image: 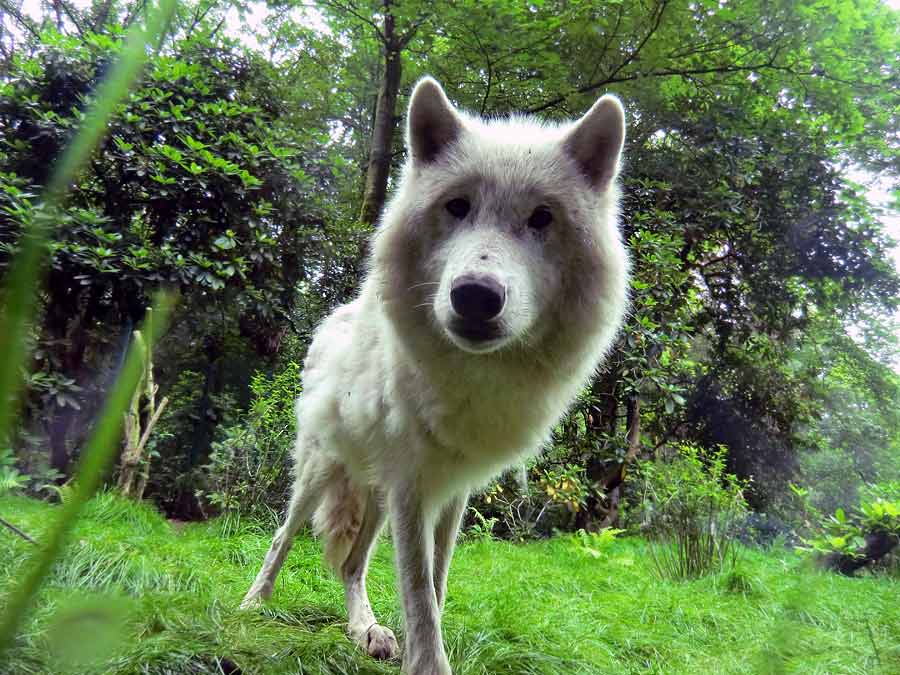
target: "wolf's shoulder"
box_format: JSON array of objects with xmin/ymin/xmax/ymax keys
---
[{"xmin": 304, "ymin": 298, "xmax": 367, "ymax": 369}]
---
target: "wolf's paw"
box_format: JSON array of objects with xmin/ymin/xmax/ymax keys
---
[
  {"xmin": 353, "ymin": 623, "xmax": 399, "ymax": 660},
  {"xmin": 239, "ymin": 593, "xmax": 265, "ymax": 610}
]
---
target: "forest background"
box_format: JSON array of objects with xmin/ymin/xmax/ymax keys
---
[{"xmin": 1, "ymin": 0, "xmax": 899, "ymax": 545}]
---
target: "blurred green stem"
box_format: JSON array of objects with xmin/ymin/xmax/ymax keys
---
[{"xmin": 0, "ymin": 294, "xmax": 174, "ymax": 655}]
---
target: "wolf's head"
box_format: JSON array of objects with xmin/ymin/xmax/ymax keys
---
[{"xmin": 373, "ymin": 78, "xmax": 629, "ymax": 363}]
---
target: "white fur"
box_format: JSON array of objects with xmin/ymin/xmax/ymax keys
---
[{"xmin": 242, "ymin": 78, "xmax": 630, "ymax": 675}]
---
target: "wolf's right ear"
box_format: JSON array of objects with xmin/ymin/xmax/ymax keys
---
[
  {"xmin": 407, "ymin": 77, "xmax": 462, "ymax": 164},
  {"xmin": 562, "ymin": 95, "xmax": 626, "ymax": 191}
]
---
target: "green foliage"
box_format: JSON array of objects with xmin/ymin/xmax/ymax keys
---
[
  {"xmin": 3, "ymin": 0, "xmax": 899, "ymax": 530},
  {"xmin": 634, "ymin": 445, "xmax": 749, "ymax": 580},
  {"xmin": 569, "ymin": 527, "xmax": 625, "ymax": 559},
  {"xmin": 0, "ymin": 27, "xmax": 329, "ymax": 484},
  {"xmin": 794, "ymin": 481, "xmax": 900, "ymax": 574},
  {"xmin": 793, "ymin": 331, "xmax": 900, "ymax": 516},
  {"xmin": 0, "ymin": 296, "xmax": 173, "ymax": 656},
  {"xmin": 537, "ymin": 464, "xmax": 591, "ymax": 516},
  {"xmin": 468, "ymin": 463, "xmax": 597, "ymax": 541},
  {"xmin": 464, "ymin": 506, "xmax": 498, "ymax": 542},
  {"xmin": 198, "ymin": 362, "xmax": 302, "ymax": 528},
  {"xmin": 0, "ymin": 0, "xmax": 178, "ymax": 655},
  {"xmin": 858, "ymin": 498, "xmax": 900, "ymax": 537},
  {"xmin": 0, "ymin": 448, "xmax": 28, "ymax": 496}
]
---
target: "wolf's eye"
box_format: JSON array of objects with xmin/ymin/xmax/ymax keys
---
[
  {"xmin": 528, "ymin": 205, "xmax": 553, "ymax": 230},
  {"xmin": 445, "ymin": 198, "xmax": 471, "ymax": 219}
]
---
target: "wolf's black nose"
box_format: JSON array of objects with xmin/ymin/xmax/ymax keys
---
[{"xmin": 450, "ymin": 275, "xmax": 506, "ymax": 322}]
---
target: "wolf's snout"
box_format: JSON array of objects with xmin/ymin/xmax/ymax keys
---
[{"xmin": 450, "ymin": 275, "xmax": 506, "ymax": 322}]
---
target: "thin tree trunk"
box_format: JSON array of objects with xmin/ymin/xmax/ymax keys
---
[
  {"xmin": 118, "ymin": 331, "xmax": 146, "ymax": 496},
  {"xmin": 575, "ymin": 370, "xmax": 619, "ymax": 530},
  {"xmin": 118, "ymin": 317, "xmax": 166, "ymax": 499},
  {"xmin": 133, "ymin": 396, "xmax": 168, "ymax": 499},
  {"xmin": 625, "ymin": 395, "xmax": 641, "ymax": 459},
  {"xmin": 48, "ymin": 416, "xmax": 72, "ymax": 478},
  {"xmin": 359, "ymin": 1, "xmax": 402, "ymax": 226},
  {"xmin": 134, "ymin": 318, "xmax": 157, "ymax": 500},
  {"xmin": 599, "ymin": 395, "xmax": 641, "ymax": 528}
]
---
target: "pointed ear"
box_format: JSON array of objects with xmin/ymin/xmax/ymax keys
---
[
  {"xmin": 562, "ymin": 94, "xmax": 626, "ymax": 190},
  {"xmin": 407, "ymin": 77, "xmax": 462, "ymax": 164}
]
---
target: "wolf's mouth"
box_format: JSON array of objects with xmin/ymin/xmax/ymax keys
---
[
  {"xmin": 446, "ymin": 320, "xmax": 508, "ymax": 354},
  {"xmin": 449, "ymin": 319, "xmax": 503, "ymax": 343}
]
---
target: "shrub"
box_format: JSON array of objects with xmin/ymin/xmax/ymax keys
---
[
  {"xmin": 632, "ymin": 444, "xmax": 748, "ymax": 580},
  {"xmin": 467, "ymin": 462, "xmax": 592, "ymax": 540},
  {"xmin": 198, "ymin": 362, "xmax": 301, "ymax": 531},
  {"xmin": 464, "ymin": 506, "xmax": 499, "ymax": 542},
  {"xmin": 0, "ymin": 448, "xmax": 28, "ymax": 496},
  {"xmin": 793, "ymin": 481, "xmax": 900, "ymax": 576}
]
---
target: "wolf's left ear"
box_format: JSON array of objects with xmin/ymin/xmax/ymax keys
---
[
  {"xmin": 562, "ymin": 95, "xmax": 626, "ymax": 191},
  {"xmin": 407, "ymin": 77, "xmax": 462, "ymax": 164}
]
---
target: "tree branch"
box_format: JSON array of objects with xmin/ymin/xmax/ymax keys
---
[
  {"xmin": 0, "ymin": 0, "xmax": 42, "ymax": 39},
  {"xmin": 318, "ymin": 0, "xmax": 386, "ymax": 43}
]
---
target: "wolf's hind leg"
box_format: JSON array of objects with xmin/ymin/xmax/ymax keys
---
[
  {"xmin": 339, "ymin": 489, "xmax": 399, "ymax": 660},
  {"xmin": 240, "ymin": 460, "xmax": 328, "ymax": 608}
]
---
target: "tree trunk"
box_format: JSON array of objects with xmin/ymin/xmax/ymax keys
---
[
  {"xmin": 575, "ymin": 369, "xmax": 619, "ymax": 530},
  {"xmin": 48, "ymin": 413, "xmax": 73, "ymax": 478},
  {"xmin": 358, "ymin": 2, "xmax": 402, "ymax": 227},
  {"xmin": 599, "ymin": 395, "xmax": 642, "ymax": 528}
]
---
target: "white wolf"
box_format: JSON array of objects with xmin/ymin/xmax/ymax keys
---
[{"xmin": 242, "ymin": 77, "xmax": 629, "ymax": 674}]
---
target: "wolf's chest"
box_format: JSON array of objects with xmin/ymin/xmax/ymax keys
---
[{"xmin": 416, "ymin": 369, "xmax": 557, "ymax": 463}]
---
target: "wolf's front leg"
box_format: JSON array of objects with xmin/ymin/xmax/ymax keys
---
[
  {"xmin": 389, "ymin": 486, "xmax": 452, "ymax": 675},
  {"xmin": 433, "ymin": 493, "xmax": 467, "ymax": 612},
  {"xmin": 241, "ymin": 460, "xmax": 327, "ymax": 608}
]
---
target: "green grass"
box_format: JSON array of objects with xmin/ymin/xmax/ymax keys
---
[{"xmin": 1, "ymin": 494, "xmax": 898, "ymax": 675}]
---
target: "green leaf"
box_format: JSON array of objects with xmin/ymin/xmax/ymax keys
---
[{"xmin": 213, "ymin": 236, "xmax": 236, "ymax": 250}]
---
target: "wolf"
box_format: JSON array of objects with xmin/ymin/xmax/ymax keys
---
[{"xmin": 241, "ymin": 77, "xmax": 629, "ymax": 674}]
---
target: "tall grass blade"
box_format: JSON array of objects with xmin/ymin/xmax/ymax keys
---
[
  {"xmin": 0, "ymin": 294, "xmax": 174, "ymax": 656},
  {"xmin": 0, "ymin": 0, "xmax": 177, "ymax": 446}
]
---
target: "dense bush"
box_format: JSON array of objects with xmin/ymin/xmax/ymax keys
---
[
  {"xmin": 0, "ymin": 31, "xmax": 338, "ymax": 501},
  {"xmin": 631, "ymin": 445, "xmax": 748, "ymax": 579},
  {"xmin": 197, "ymin": 362, "xmax": 301, "ymax": 531}
]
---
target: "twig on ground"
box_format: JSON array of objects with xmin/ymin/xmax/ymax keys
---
[{"xmin": 0, "ymin": 515, "xmax": 36, "ymax": 544}]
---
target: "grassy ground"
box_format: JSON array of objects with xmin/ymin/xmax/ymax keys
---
[{"xmin": 0, "ymin": 493, "xmax": 898, "ymax": 675}]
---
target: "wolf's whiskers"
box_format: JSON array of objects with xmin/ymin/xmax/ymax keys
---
[{"xmin": 407, "ymin": 281, "xmax": 440, "ymax": 292}]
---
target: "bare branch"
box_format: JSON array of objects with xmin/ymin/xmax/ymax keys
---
[
  {"xmin": 135, "ymin": 396, "xmax": 169, "ymax": 456},
  {"xmin": 56, "ymin": 0, "xmax": 88, "ymax": 38},
  {"xmin": 0, "ymin": 0, "xmax": 42, "ymax": 39},
  {"xmin": 0, "ymin": 515, "xmax": 36, "ymax": 544},
  {"xmin": 397, "ymin": 10, "xmax": 430, "ymax": 49}
]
